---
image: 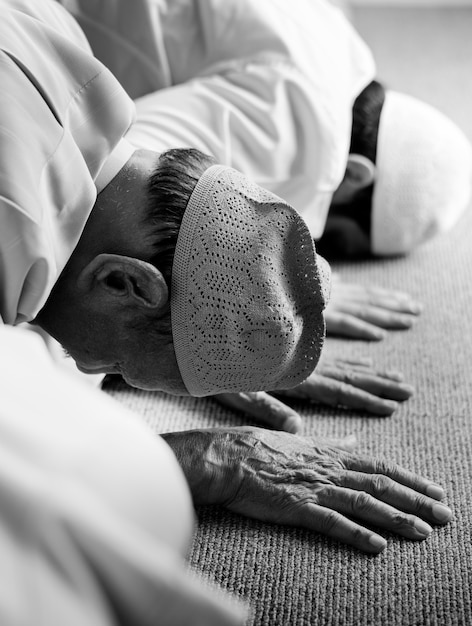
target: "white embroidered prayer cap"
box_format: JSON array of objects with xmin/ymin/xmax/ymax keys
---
[
  {"xmin": 372, "ymin": 91, "xmax": 472, "ymax": 255},
  {"xmin": 171, "ymin": 165, "xmax": 330, "ymax": 397}
]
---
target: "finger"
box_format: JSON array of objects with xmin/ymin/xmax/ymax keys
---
[
  {"xmin": 280, "ymin": 377, "xmax": 399, "ymax": 416},
  {"xmin": 362, "ymin": 285, "xmax": 415, "ymax": 301},
  {"xmin": 336, "ymin": 284, "xmax": 423, "ymax": 313},
  {"xmin": 214, "ymin": 392, "xmax": 303, "ymax": 434},
  {"xmin": 325, "ymin": 312, "xmax": 387, "ymax": 341},
  {"xmin": 316, "ymin": 486, "xmax": 434, "ymax": 540},
  {"xmin": 324, "ymin": 360, "xmax": 405, "ymax": 383},
  {"xmin": 346, "ymin": 293, "xmax": 422, "ymax": 315},
  {"xmin": 361, "ymin": 288, "xmax": 423, "ymax": 314},
  {"xmin": 343, "ymin": 456, "xmax": 448, "ymax": 503},
  {"xmin": 332, "ymin": 304, "xmax": 418, "ymax": 330},
  {"xmin": 366, "ymin": 295, "xmax": 423, "ymax": 315},
  {"xmin": 332, "ymin": 357, "xmax": 374, "ymax": 368},
  {"xmin": 316, "ymin": 358, "xmax": 374, "ymax": 375},
  {"xmin": 314, "ymin": 369, "xmax": 414, "ymax": 401},
  {"xmin": 299, "ymin": 503, "xmax": 387, "ymax": 554},
  {"xmin": 338, "ymin": 471, "xmax": 453, "ymax": 526}
]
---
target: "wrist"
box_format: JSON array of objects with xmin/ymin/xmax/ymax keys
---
[{"xmin": 162, "ymin": 428, "xmax": 251, "ymax": 506}]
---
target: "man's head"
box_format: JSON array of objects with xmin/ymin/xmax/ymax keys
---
[
  {"xmin": 36, "ymin": 148, "xmax": 330, "ymax": 395},
  {"xmin": 318, "ymin": 80, "xmax": 472, "ymax": 259}
]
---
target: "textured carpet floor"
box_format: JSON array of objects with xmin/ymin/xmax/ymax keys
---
[{"xmin": 105, "ymin": 8, "xmax": 472, "ymax": 625}]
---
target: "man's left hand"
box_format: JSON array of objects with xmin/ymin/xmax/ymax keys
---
[
  {"xmin": 215, "ymin": 356, "xmax": 414, "ymax": 433},
  {"xmin": 325, "ymin": 277, "xmax": 423, "ymax": 341}
]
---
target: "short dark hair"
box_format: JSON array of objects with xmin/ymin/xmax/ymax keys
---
[
  {"xmin": 350, "ymin": 79, "xmax": 386, "ymax": 163},
  {"xmin": 144, "ymin": 148, "xmax": 216, "ymax": 290},
  {"xmin": 125, "ymin": 148, "xmax": 216, "ymax": 338},
  {"xmin": 347, "ymin": 79, "xmax": 386, "ymax": 239}
]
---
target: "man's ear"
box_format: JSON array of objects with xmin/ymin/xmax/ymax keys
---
[
  {"xmin": 77, "ymin": 254, "xmax": 169, "ymax": 312},
  {"xmin": 331, "ymin": 154, "xmax": 376, "ymax": 206},
  {"xmin": 345, "ymin": 154, "xmax": 376, "ymax": 189}
]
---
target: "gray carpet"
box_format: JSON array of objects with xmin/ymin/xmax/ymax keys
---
[{"xmin": 105, "ymin": 8, "xmax": 472, "ymax": 625}]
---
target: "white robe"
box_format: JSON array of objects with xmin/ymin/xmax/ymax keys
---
[
  {"xmin": 63, "ymin": 0, "xmax": 376, "ymax": 237},
  {"xmin": 0, "ymin": 2, "xmax": 244, "ymax": 623},
  {"xmin": 0, "ymin": 325, "xmax": 245, "ymax": 626}
]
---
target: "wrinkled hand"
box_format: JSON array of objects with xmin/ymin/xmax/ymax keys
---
[
  {"xmin": 162, "ymin": 427, "xmax": 452, "ymax": 554},
  {"xmin": 214, "ymin": 355, "xmax": 414, "ymax": 432},
  {"xmin": 325, "ymin": 276, "xmax": 423, "ymax": 340},
  {"xmin": 277, "ymin": 355, "xmax": 414, "ymax": 415}
]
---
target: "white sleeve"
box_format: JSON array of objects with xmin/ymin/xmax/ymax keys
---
[{"xmin": 0, "ymin": 326, "xmax": 246, "ymax": 626}]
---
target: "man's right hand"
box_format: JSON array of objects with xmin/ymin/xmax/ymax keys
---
[
  {"xmin": 325, "ymin": 277, "xmax": 423, "ymax": 341},
  {"xmin": 162, "ymin": 427, "xmax": 452, "ymax": 554},
  {"xmin": 214, "ymin": 353, "xmax": 414, "ymax": 433}
]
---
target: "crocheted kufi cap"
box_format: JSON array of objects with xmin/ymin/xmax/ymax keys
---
[
  {"xmin": 372, "ymin": 91, "xmax": 472, "ymax": 256},
  {"xmin": 171, "ymin": 165, "xmax": 330, "ymax": 397}
]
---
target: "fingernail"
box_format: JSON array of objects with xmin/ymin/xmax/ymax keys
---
[
  {"xmin": 414, "ymin": 519, "xmax": 433, "ymax": 537},
  {"xmin": 380, "ymin": 400, "xmax": 398, "ymax": 415},
  {"xmin": 386, "ymin": 370, "xmax": 403, "ymax": 381},
  {"xmin": 426, "ymin": 484, "xmax": 445, "ymax": 500},
  {"xmin": 369, "ymin": 535, "xmax": 387, "ymax": 551},
  {"xmin": 339, "ymin": 435, "xmax": 357, "ymax": 452},
  {"xmin": 344, "ymin": 434, "xmax": 357, "ymax": 446},
  {"xmin": 373, "ymin": 330, "xmax": 387, "ymax": 341},
  {"xmin": 283, "ymin": 414, "xmax": 302, "ymax": 434},
  {"xmin": 432, "ymin": 503, "xmax": 452, "ymax": 523}
]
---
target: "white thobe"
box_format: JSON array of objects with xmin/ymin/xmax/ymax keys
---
[
  {"xmin": 0, "ymin": 324, "xmax": 245, "ymax": 626},
  {"xmin": 62, "ymin": 0, "xmax": 376, "ymax": 237},
  {"xmin": 0, "ymin": 2, "xmax": 245, "ymax": 623}
]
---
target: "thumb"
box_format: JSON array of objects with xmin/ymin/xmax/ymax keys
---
[{"xmin": 214, "ymin": 392, "xmax": 303, "ymax": 434}]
